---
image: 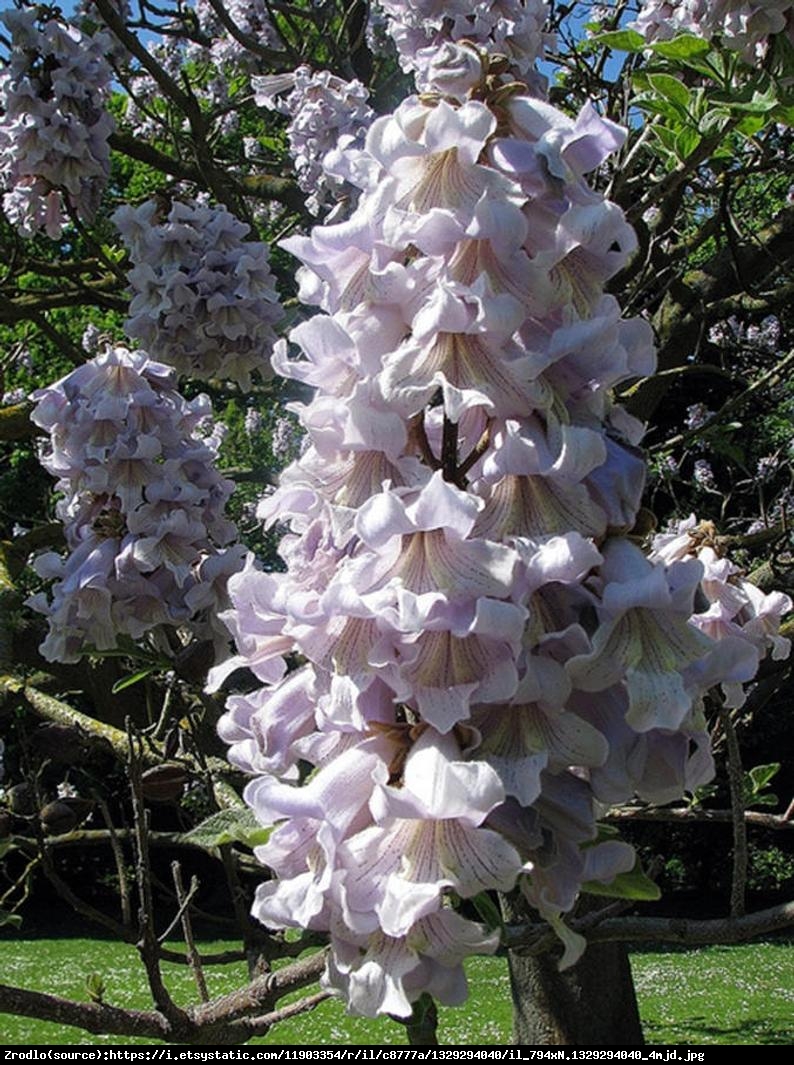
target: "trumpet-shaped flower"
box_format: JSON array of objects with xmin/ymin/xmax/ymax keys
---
[{"xmin": 214, "ymin": 32, "xmax": 790, "ymax": 1019}]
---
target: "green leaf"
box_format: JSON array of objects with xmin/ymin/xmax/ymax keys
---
[
  {"xmin": 592, "ymin": 29, "xmax": 646, "ymax": 53},
  {"xmin": 639, "ymin": 96, "xmax": 689, "ymax": 123},
  {"xmin": 711, "ymin": 85, "xmax": 780, "ymax": 115},
  {"xmin": 180, "ymin": 807, "xmax": 272, "ymax": 849},
  {"xmin": 111, "ymin": 667, "xmax": 156, "ymax": 694},
  {"xmin": 699, "ymin": 110, "xmax": 732, "ymax": 137},
  {"xmin": 591, "ymin": 822, "xmax": 621, "ymax": 842},
  {"xmin": 582, "ymin": 860, "xmax": 662, "ymax": 901},
  {"xmin": 85, "ymin": 973, "xmax": 106, "ymax": 1003},
  {"xmin": 471, "ymin": 891, "xmax": 504, "ymax": 932},
  {"xmin": 675, "ymin": 126, "xmax": 702, "ymax": 160},
  {"xmin": 652, "ymin": 126, "xmax": 682, "ymax": 153},
  {"xmin": 649, "ymin": 35, "xmax": 712, "ymax": 61},
  {"xmin": 772, "ymin": 103, "xmax": 794, "ymax": 125},
  {"xmin": 648, "ymin": 73, "xmax": 691, "ymax": 111},
  {"xmin": 0, "ymin": 908, "xmax": 22, "ymax": 928},
  {"xmin": 749, "ymin": 762, "xmax": 781, "ymax": 791}
]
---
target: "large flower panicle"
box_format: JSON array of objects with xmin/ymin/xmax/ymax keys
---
[
  {"xmin": 252, "ymin": 66, "xmax": 375, "ymax": 216},
  {"xmin": 114, "ymin": 198, "xmax": 283, "ymax": 388},
  {"xmin": 633, "ymin": 0, "xmax": 794, "ymax": 61},
  {"xmin": 28, "ymin": 347, "xmax": 244, "ymax": 664},
  {"xmin": 377, "ymin": 0, "xmax": 552, "ymax": 85},
  {"xmin": 0, "ymin": 8, "xmax": 115, "ymax": 238},
  {"xmin": 216, "ymin": 44, "xmax": 789, "ymax": 1018},
  {"xmin": 213, "ymin": 33, "xmax": 787, "ymax": 1013}
]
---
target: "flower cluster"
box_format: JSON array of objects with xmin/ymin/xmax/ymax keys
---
[
  {"xmin": 28, "ymin": 347, "xmax": 244, "ymax": 664},
  {"xmin": 252, "ymin": 67, "xmax": 375, "ymax": 215},
  {"xmin": 633, "ymin": 0, "xmax": 794, "ymax": 61},
  {"xmin": 0, "ymin": 8, "xmax": 115, "ymax": 238},
  {"xmin": 188, "ymin": 0, "xmax": 281, "ymax": 69},
  {"xmin": 114, "ymin": 198, "xmax": 283, "ymax": 388},
  {"xmin": 651, "ymin": 516, "xmax": 792, "ymax": 709},
  {"xmin": 378, "ymin": 0, "xmax": 551, "ymax": 85},
  {"xmin": 210, "ymin": 42, "xmax": 792, "ymax": 1018},
  {"xmin": 708, "ymin": 313, "xmax": 782, "ymax": 353}
]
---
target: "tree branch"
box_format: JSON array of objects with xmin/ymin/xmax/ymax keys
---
[
  {"xmin": 0, "ymin": 957, "xmax": 331, "ymax": 1044},
  {"xmin": 0, "ymin": 986, "xmax": 169, "ymax": 1041},
  {"xmin": 226, "ymin": 989, "xmax": 331, "ymax": 1040},
  {"xmin": 606, "ymin": 806, "xmax": 794, "ymax": 829},
  {"xmin": 0, "ymin": 283, "xmax": 127, "ymax": 323},
  {"xmin": 628, "ymin": 206, "xmax": 794, "ymax": 422},
  {"xmin": 505, "ymin": 899, "xmax": 794, "ymax": 950},
  {"xmin": 190, "ymin": 948, "xmax": 328, "ymax": 1028},
  {"xmin": 648, "ymin": 348, "xmax": 794, "ymax": 454},
  {"xmin": 0, "ymin": 403, "xmax": 38, "ymax": 442},
  {"xmin": 94, "ymin": 0, "xmax": 195, "ymax": 114},
  {"xmin": 171, "ymin": 863, "xmax": 209, "ymax": 1003}
]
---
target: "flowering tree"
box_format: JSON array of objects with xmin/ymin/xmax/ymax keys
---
[{"xmin": 0, "ymin": 0, "xmax": 793, "ymax": 1047}]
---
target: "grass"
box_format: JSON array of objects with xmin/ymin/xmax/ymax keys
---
[
  {"xmin": 0, "ymin": 936, "xmax": 792, "ymax": 1046},
  {"xmin": 632, "ymin": 941, "xmax": 794, "ymax": 1045}
]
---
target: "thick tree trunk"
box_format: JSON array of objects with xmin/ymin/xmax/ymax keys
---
[
  {"xmin": 502, "ymin": 893, "xmax": 644, "ymax": 1046},
  {"xmin": 507, "ymin": 943, "xmax": 645, "ymax": 1046}
]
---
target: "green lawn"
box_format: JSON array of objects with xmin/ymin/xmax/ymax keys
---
[{"xmin": 0, "ymin": 937, "xmax": 792, "ymax": 1045}]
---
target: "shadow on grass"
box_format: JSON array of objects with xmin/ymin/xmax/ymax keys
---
[{"xmin": 645, "ymin": 1018, "xmax": 793, "ymax": 1045}]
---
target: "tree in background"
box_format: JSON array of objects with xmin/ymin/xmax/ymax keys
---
[{"xmin": 0, "ymin": 0, "xmax": 793, "ymax": 1046}]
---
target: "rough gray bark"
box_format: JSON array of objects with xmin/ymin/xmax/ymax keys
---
[
  {"xmin": 502, "ymin": 892, "xmax": 644, "ymax": 1046},
  {"xmin": 507, "ymin": 943, "xmax": 645, "ymax": 1046}
]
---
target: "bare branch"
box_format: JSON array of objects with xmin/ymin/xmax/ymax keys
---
[
  {"xmin": 127, "ymin": 730, "xmax": 186, "ymax": 1026},
  {"xmin": 191, "ymin": 949, "xmax": 328, "ymax": 1028},
  {"xmin": 23, "ymin": 686, "xmax": 136, "ymax": 762},
  {"xmin": 203, "ymin": 0, "xmax": 292, "ymax": 65},
  {"xmin": 505, "ymin": 900, "xmax": 794, "ymax": 950},
  {"xmin": 171, "ymin": 863, "xmax": 209, "ymax": 1003},
  {"xmin": 0, "ymin": 985, "xmax": 169, "ymax": 1041},
  {"xmin": 0, "ymin": 404, "xmax": 39, "ymax": 443},
  {"xmin": 227, "ymin": 989, "xmax": 331, "ymax": 1040},
  {"xmin": 719, "ymin": 706, "xmax": 748, "ymax": 918},
  {"xmin": 108, "ymin": 131, "xmax": 305, "ymax": 211},
  {"xmin": 628, "ymin": 206, "xmax": 794, "ymax": 421},
  {"xmin": 94, "ymin": 0, "xmax": 195, "ymax": 114},
  {"xmin": 0, "ymin": 282, "xmax": 126, "ymax": 324},
  {"xmin": 606, "ymin": 806, "xmax": 794, "ymax": 830},
  {"xmin": 0, "ymin": 949, "xmax": 328, "ymax": 1043},
  {"xmin": 97, "ymin": 798, "xmax": 133, "ymax": 928}
]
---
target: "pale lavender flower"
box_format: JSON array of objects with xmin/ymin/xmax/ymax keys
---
[
  {"xmin": 114, "ymin": 198, "xmax": 283, "ymax": 387},
  {"xmin": 244, "ymin": 409, "xmax": 263, "ymax": 437},
  {"xmin": 756, "ymin": 454, "xmax": 778, "ymax": 479},
  {"xmin": 213, "ymin": 35, "xmax": 789, "ymax": 1017},
  {"xmin": 253, "ymin": 66, "xmax": 374, "ymax": 215},
  {"xmin": 708, "ymin": 319, "xmax": 736, "ymax": 346},
  {"xmin": 0, "ymin": 9, "xmax": 115, "ymax": 238},
  {"xmin": 271, "ymin": 415, "xmax": 302, "ymax": 461},
  {"xmin": 650, "ymin": 518, "xmax": 792, "ymax": 706},
  {"xmin": 693, "ymin": 458, "xmax": 716, "ymax": 488},
  {"xmin": 380, "ymin": 0, "xmax": 552, "ymax": 81},
  {"xmin": 685, "ymin": 402, "xmax": 713, "ymax": 430},
  {"xmin": 188, "ymin": 0, "xmax": 281, "ymax": 69},
  {"xmin": 28, "ymin": 346, "xmax": 243, "ymax": 664},
  {"xmin": 633, "ymin": 0, "xmax": 794, "ymax": 62}
]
